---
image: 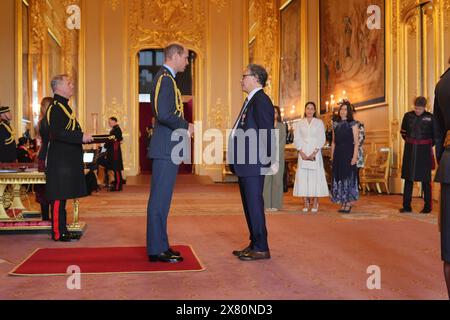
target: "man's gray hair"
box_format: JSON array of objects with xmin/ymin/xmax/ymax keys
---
[
  {"xmin": 50, "ymin": 74, "xmax": 69, "ymax": 93},
  {"xmin": 247, "ymin": 64, "xmax": 268, "ymax": 88}
]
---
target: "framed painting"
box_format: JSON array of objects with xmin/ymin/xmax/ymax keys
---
[
  {"xmin": 279, "ymin": 0, "xmax": 302, "ymax": 117},
  {"xmin": 320, "ymin": 0, "xmax": 385, "ymax": 111}
]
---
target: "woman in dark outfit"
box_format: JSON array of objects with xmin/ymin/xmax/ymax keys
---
[
  {"xmin": 35, "ymin": 97, "xmax": 53, "ymax": 221},
  {"xmin": 331, "ymin": 101, "xmax": 360, "ymax": 213}
]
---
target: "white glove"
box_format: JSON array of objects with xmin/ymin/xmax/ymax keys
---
[{"xmin": 267, "ymin": 162, "xmax": 279, "ymax": 176}]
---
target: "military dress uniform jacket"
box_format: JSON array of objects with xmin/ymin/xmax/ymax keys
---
[
  {"xmin": 45, "ymin": 94, "xmax": 87, "ymax": 201},
  {"xmin": 434, "ymin": 68, "xmax": 450, "ymax": 184},
  {"xmin": 105, "ymin": 125, "xmax": 124, "ymax": 171},
  {"xmin": 147, "ymin": 66, "xmax": 189, "ymax": 161},
  {"xmin": 401, "ymin": 110, "xmax": 434, "ymax": 182},
  {"xmin": 0, "ymin": 120, "xmax": 17, "ymax": 163}
]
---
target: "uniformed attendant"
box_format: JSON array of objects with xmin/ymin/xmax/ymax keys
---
[
  {"xmin": 45, "ymin": 74, "xmax": 93, "ymax": 242},
  {"xmin": 0, "ymin": 106, "xmax": 17, "ymax": 163},
  {"xmin": 146, "ymin": 43, "xmax": 194, "ymax": 263},
  {"xmin": 433, "ymin": 63, "xmax": 450, "ymax": 299},
  {"xmin": 400, "ymin": 96, "xmax": 435, "ymax": 214},
  {"xmin": 105, "ymin": 117, "xmax": 124, "ymax": 191}
]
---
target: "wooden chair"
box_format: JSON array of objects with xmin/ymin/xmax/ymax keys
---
[{"xmin": 360, "ymin": 148, "xmax": 391, "ymax": 194}]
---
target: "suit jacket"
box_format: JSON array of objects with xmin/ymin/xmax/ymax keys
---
[
  {"xmin": 147, "ymin": 66, "xmax": 189, "ymax": 161},
  {"xmin": 434, "ymin": 68, "xmax": 450, "ymax": 184},
  {"xmin": 228, "ymin": 89, "xmax": 275, "ymax": 177}
]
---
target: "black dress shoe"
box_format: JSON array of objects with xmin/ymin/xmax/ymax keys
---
[
  {"xmin": 239, "ymin": 251, "xmax": 271, "ymax": 261},
  {"xmin": 232, "ymin": 246, "xmax": 252, "ymax": 257},
  {"xmin": 399, "ymin": 207, "xmax": 412, "ymax": 213},
  {"xmin": 420, "ymin": 208, "xmax": 432, "ymax": 214},
  {"xmin": 52, "ymin": 233, "xmax": 72, "ymax": 242},
  {"xmin": 168, "ymin": 247, "xmax": 181, "ymax": 257},
  {"xmin": 52, "ymin": 232, "xmax": 81, "ymax": 242},
  {"xmin": 149, "ymin": 251, "xmax": 184, "ymax": 263}
]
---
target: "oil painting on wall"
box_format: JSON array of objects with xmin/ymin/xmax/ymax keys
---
[
  {"xmin": 279, "ymin": 0, "xmax": 301, "ymax": 115},
  {"xmin": 320, "ymin": 0, "xmax": 385, "ymax": 111}
]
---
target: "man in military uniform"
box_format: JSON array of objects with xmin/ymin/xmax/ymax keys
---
[
  {"xmin": 0, "ymin": 106, "xmax": 17, "ymax": 163},
  {"xmin": 400, "ymin": 96, "xmax": 434, "ymax": 214},
  {"xmin": 45, "ymin": 74, "xmax": 93, "ymax": 242},
  {"xmin": 146, "ymin": 43, "xmax": 194, "ymax": 263},
  {"xmin": 105, "ymin": 117, "xmax": 124, "ymax": 192},
  {"xmin": 433, "ymin": 62, "xmax": 450, "ymax": 298}
]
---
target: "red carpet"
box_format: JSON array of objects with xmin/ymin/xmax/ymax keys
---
[{"xmin": 9, "ymin": 245, "xmax": 206, "ymax": 276}]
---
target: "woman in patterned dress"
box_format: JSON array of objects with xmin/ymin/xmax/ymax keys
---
[{"xmin": 331, "ymin": 101, "xmax": 360, "ymax": 213}]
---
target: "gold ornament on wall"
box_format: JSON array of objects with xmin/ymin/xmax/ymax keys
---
[
  {"xmin": 208, "ymin": 98, "xmax": 230, "ymax": 131},
  {"xmin": 108, "ymin": 0, "xmax": 120, "ymax": 11},
  {"xmin": 391, "ymin": 119, "xmax": 400, "ymax": 141},
  {"xmin": 210, "ymin": 0, "xmax": 228, "ymax": 12},
  {"xmin": 444, "ymin": 0, "xmax": 450, "ymax": 30},
  {"xmin": 104, "ymin": 97, "xmax": 127, "ymax": 131},
  {"xmin": 248, "ymin": 0, "xmax": 279, "ymax": 102},
  {"xmin": 127, "ymin": 0, "xmax": 207, "ymax": 55},
  {"xmin": 29, "ymin": 0, "xmax": 46, "ymax": 54}
]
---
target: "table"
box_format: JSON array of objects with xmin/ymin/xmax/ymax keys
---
[{"xmin": 0, "ymin": 169, "xmax": 85, "ymax": 234}]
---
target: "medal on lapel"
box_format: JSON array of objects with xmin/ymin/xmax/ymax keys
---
[
  {"xmin": 240, "ymin": 104, "xmax": 250, "ymax": 127},
  {"xmin": 240, "ymin": 112, "xmax": 247, "ymax": 127}
]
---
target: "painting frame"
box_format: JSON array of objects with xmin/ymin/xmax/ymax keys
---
[
  {"xmin": 319, "ymin": 0, "xmax": 386, "ymax": 113},
  {"xmin": 279, "ymin": 0, "xmax": 303, "ymax": 120}
]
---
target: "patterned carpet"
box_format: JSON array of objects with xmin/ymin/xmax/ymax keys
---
[{"xmin": 0, "ymin": 175, "xmax": 447, "ymax": 300}]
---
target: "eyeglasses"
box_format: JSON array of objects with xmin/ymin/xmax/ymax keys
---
[{"xmin": 241, "ymin": 74, "xmax": 255, "ymax": 79}]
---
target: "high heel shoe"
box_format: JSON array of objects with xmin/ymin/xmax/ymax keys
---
[
  {"xmin": 302, "ymin": 198, "xmax": 310, "ymax": 213},
  {"xmin": 311, "ymin": 199, "xmax": 319, "ymax": 213},
  {"xmin": 342, "ymin": 204, "xmax": 353, "ymax": 214}
]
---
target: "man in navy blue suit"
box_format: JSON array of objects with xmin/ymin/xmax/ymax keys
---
[
  {"xmin": 228, "ymin": 64, "xmax": 276, "ymax": 261},
  {"xmin": 147, "ymin": 43, "xmax": 194, "ymax": 263}
]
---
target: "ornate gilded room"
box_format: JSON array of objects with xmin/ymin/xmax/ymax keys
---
[{"xmin": 0, "ymin": 0, "xmax": 450, "ymax": 301}]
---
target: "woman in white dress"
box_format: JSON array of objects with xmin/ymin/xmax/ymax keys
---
[{"xmin": 293, "ymin": 102, "xmax": 329, "ymax": 212}]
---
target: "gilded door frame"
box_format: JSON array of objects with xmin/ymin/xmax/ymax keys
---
[{"xmin": 129, "ymin": 47, "xmax": 204, "ymax": 176}]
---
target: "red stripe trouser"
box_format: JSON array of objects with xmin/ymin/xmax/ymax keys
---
[{"xmin": 51, "ymin": 200, "xmax": 68, "ymax": 240}]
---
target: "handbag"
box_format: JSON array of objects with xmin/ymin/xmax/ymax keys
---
[{"xmin": 301, "ymin": 158, "xmax": 317, "ymax": 170}]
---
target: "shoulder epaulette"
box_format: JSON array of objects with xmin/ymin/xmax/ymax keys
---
[
  {"xmin": 0, "ymin": 121, "xmax": 15, "ymax": 145},
  {"xmin": 154, "ymin": 72, "xmax": 184, "ymax": 118},
  {"xmin": 47, "ymin": 100, "xmax": 77, "ymax": 131}
]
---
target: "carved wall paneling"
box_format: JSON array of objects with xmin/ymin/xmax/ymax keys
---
[
  {"xmin": 15, "ymin": 0, "xmax": 82, "ymax": 137},
  {"xmin": 246, "ymin": 0, "xmax": 280, "ymax": 103},
  {"xmin": 125, "ymin": 0, "xmax": 238, "ymax": 176},
  {"xmin": 127, "ymin": 0, "xmax": 207, "ymax": 175}
]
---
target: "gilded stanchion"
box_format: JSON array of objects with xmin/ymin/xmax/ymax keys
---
[{"xmin": 71, "ymin": 199, "xmax": 80, "ymax": 228}]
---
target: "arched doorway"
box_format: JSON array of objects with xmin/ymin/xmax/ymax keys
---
[{"xmin": 137, "ymin": 49, "xmax": 197, "ymax": 174}]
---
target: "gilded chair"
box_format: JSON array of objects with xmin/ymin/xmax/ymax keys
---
[{"xmin": 360, "ymin": 148, "xmax": 391, "ymax": 194}]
